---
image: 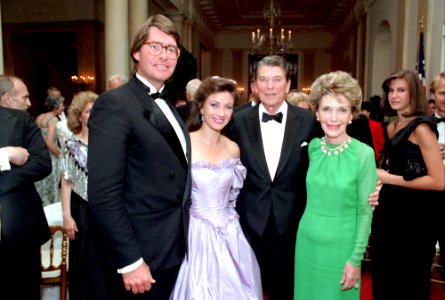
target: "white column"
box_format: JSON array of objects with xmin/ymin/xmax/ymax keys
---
[
  {"xmin": 129, "ymin": 0, "xmax": 148, "ymax": 44},
  {"xmin": 169, "ymin": 13, "xmax": 185, "ymax": 45},
  {"xmin": 181, "ymin": 19, "xmax": 193, "ymax": 51},
  {"xmin": 104, "ymin": 0, "xmax": 129, "ymax": 85}
]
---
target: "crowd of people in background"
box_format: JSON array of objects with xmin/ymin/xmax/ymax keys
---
[{"xmin": 0, "ymin": 13, "xmax": 444, "ymax": 300}]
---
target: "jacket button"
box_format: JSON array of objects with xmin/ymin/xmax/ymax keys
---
[{"xmin": 169, "ymin": 173, "xmax": 175, "ymax": 179}]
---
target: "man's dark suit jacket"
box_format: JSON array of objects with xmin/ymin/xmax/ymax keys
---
[
  {"xmin": 88, "ymin": 76, "xmax": 191, "ymax": 273},
  {"xmin": 234, "ymin": 101, "xmax": 255, "ymax": 112},
  {"xmin": 0, "ymin": 107, "xmax": 51, "ymax": 247},
  {"xmin": 228, "ymin": 104, "xmax": 317, "ymax": 239},
  {"xmin": 176, "ymin": 101, "xmax": 192, "ymax": 123}
]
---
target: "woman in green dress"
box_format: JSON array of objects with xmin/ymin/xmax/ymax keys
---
[{"xmin": 294, "ymin": 71, "xmax": 377, "ymax": 299}]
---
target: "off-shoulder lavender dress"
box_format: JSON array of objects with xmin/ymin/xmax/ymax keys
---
[{"xmin": 170, "ymin": 158, "xmax": 262, "ymax": 300}]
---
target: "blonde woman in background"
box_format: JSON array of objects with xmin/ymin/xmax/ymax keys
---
[
  {"xmin": 60, "ymin": 91, "xmax": 108, "ymax": 299},
  {"xmin": 286, "ymin": 89, "xmax": 311, "ymax": 110}
]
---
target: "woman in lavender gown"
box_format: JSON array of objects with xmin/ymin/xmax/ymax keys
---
[{"xmin": 170, "ymin": 77, "xmax": 262, "ymax": 300}]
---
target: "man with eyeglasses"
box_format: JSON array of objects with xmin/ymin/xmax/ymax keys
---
[{"xmin": 88, "ymin": 14, "xmax": 191, "ymax": 299}]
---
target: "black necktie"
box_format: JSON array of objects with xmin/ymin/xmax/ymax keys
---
[{"xmin": 262, "ymin": 112, "xmax": 283, "ymax": 123}]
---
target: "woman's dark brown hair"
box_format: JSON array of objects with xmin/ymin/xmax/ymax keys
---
[
  {"xmin": 186, "ymin": 76, "xmax": 239, "ymax": 132},
  {"xmin": 381, "ymin": 70, "xmax": 427, "ymax": 117}
]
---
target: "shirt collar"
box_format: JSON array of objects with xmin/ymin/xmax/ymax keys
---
[
  {"xmin": 435, "ymin": 111, "xmax": 445, "ymax": 119},
  {"xmin": 135, "ymin": 73, "xmax": 165, "ymax": 94}
]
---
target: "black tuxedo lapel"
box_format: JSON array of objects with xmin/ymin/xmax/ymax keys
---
[
  {"xmin": 245, "ymin": 106, "xmax": 272, "ymax": 181},
  {"xmin": 275, "ymin": 107, "xmax": 304, "ymax": 177},
  {"xmin": 0, "ymin": 108, "xmax": 16, "ymax": 147},
  {"xmin": 151, "ymin": 100, "xmax": 188, "ymax": 170},
  {"xmin": 130, "ymin": 77, "xmax": 188, "ymax": 170}
]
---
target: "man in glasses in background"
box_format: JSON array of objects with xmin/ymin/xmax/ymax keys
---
[{"xmin": 88, "ymin": 15, "xmax": 191, "ymax": 299}]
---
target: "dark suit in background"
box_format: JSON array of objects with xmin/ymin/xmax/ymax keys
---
[
  {"xmin": 176, "ymin": 100, "xmax": 192, "ymax": 122},
  {"xmin": 0, "ymin": 107, "xmax": 51, "ymax": 300},
  {"xmin": 348, "ymin": 113, "xmax": 374, "ymax": 150}
]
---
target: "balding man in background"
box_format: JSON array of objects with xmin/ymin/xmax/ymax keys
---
[
  {"xmin": 108, "ymin": 74, "xmax": 128, "ymax": 90},
  {"xmin": 0, "ymin": 75, "xmax": 31, "ymax": 110},
  {"xmin": 177, "ymin": 78, "xmax": 201, "ymax": 122},
  {"xmin": 0, "ymin": 74, "xmax": 51, "ymax": 300}
]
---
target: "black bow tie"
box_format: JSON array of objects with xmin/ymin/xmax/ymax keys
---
[
  {"xmin": 262, "ymin": 112, "xmax": 283, "ymax": 123},
  {"xmin": 150, "ymin": 91, "xmax": 167, "ymax": 100},
  {"xmin": 437, "ymin": 117, "xmax": 445, "ymax": 123}
]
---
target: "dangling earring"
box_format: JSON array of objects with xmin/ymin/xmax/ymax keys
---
[{"xmin": 348, "ymin": 119, "xmax": 352, "ymax": 124}]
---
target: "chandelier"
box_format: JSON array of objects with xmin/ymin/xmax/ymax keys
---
[{"xmin": 250, "ymin": 0, "xmax": 293, "ymax": 55}]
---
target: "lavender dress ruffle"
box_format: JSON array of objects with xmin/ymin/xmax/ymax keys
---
[{"xmin": 170, "ymin": 158, "xmax": 262, "ymax": 300}]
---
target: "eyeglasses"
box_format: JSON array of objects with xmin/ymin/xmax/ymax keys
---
[{"xmin": 143, "ymin": 41, "xmax": 180, "ymax": 60}]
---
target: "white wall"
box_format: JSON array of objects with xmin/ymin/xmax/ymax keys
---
[{"xmin": 371, "ymin": 21, "xmax": 392, "ymax": 98}]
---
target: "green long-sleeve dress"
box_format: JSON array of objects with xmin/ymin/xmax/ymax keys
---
[{"xmin": 294, "ymin": 137, "xmax": 376, "ymax": 300}]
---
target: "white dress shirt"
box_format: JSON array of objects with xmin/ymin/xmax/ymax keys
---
[
  {"xmin": 435, "ymin": 112, "xmax": 445, "ymax": 165},
  {"xmin": 259, "ymin": 102, "xmax": 288, "ymax": 180},
  {"xmin": 434, "ymin": 112, "xmax": 445, "ymax": 144},
  {"xmin": 0, "ymin": 148, "xmax": 11, "ymax": 172},
  {"xmin": 0, "ymin": 148, "xmax": 8, "ymax": 240}
]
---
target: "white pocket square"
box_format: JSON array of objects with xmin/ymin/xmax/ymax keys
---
[{"xmin": 300, "ymin": 142, "xmax": 308, "ymax": 147}]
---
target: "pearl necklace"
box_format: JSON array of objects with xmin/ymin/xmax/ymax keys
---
[{"xmin": 320, "ymin": 137, "xmax": 352, "ymax": 156}]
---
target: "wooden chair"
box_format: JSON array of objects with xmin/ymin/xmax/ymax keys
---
[{"xmin": 41, "ymin": 225, "xmax": 68, "ymax": 300}]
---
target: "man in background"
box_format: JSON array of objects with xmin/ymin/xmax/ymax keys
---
[
  {"xmin": 430, "ymin": 71, "xmax": 445, "ymax": 277},
  {"xmin": 108, "ymin": 74, "xmax": 128, "ymax": 90},
  {"xmin": 177, "ymin": 78, "xmax": 201, "ymax": 122},
  {"xmin": 0, "ymin": 75, "xmax": 31, "ymax": 110},
  {"xmin": 428, "ymin": 99, "xmax": 436, "ymax": 116},
  {"xmin": 0, "ymin": 74, "xmax": 52, "ymax": 299}
]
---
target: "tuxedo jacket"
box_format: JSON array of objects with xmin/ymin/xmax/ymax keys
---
[
  {"xmin": 88, "ymin": 76, "xmax": 191, "ymax": 272},
  {"xmin": 228, "ymin": 104, "xmax": 317, "ymax": 238},
  {"xmin": 0, "ymin": 107, "xmax": 51, "ymax": 248}
]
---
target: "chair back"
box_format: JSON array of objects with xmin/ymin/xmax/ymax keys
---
[{"xmin": 41, "ymin": 225, "xmax": 68, "ymax": 300}]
